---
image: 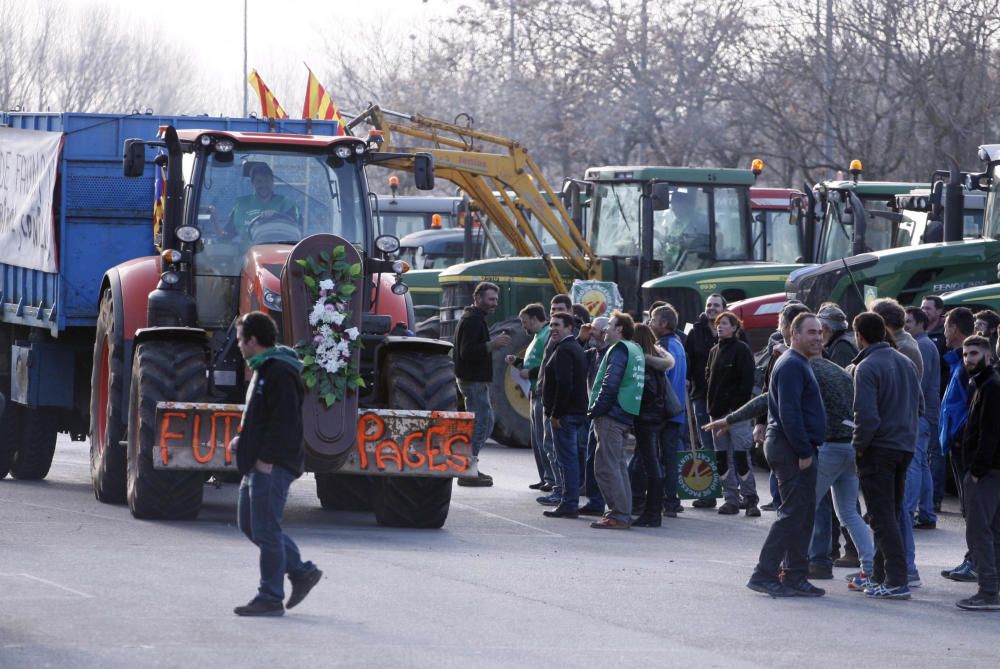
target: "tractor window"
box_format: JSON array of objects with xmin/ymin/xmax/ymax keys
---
[
  {"xmin": 818, "ymin": 193, "xmax": 896, "ymax": 263},
  {"xmin": 754, "ymin": 209, "xmax": 802, "ymax": 262},
  {"xmin": 985, "ymin": 165, "xmax": 1000, "ymax": 240},
  {"xmin": 590, "ymin": 183, "xmax": 642, "ymax": 257}
]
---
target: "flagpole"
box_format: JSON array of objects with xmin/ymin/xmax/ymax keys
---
[{"xmin": 242, "ymin": 0, "xmax": 248, "ymax": 117}]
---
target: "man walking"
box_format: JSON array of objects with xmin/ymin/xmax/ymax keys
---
[
  {"xmin": 957, "ymin": 335, "xmax": 1000, "ymax": 611},
  {"xmin": 233, "ymin": 311, "xmax": 321, "ymax": 617},
  {"xmin": 454, "ymin": 281, "xmax": 511, "ymax": 487},
  {"xmin": 852, "ymin": 312, "xmax": 922, "ymax": 600},
  {"xmin": 588, "ymin": 311, "xmax": 645, "ymax": 529},
  {"xmin": 542, "ymin": 312, "xmax": 589, "ymax": 518},
  {"xmin": 747, "ymin": 312, "xmax": 827, "ymax": 597}
]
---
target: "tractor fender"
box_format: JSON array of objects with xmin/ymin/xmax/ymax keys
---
[
  {"xmin": 374, "ymin": 336, "xmax": 453, "ymax": 382},
  {"xmin": 134, "ymin": 327, "xmax": 209, "ymax": 348}
]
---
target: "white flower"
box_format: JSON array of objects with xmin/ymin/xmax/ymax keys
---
[
  {"xmin": 323, "ymin": 358, "xmax": 343, "ymax": 374},
  {"xmin": 319, "ymin": 279, "xmax": 335, "ymax": 291},
  {"xmin": 309, "ymin": 302, "xmax": 326, "ymax": 326},
  {"xmin": 330, "ymin": 311, "xmax": 346, "ymax": 327},
  {"xmin": 345, "ymin": 327, "xmax": 360, "ymax": 340}
]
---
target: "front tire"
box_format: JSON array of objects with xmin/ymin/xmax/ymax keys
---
[
  {"xmin": 89, "ymin": 291, "xmax": 127, "ymax": 503},
  {"xmin": 488, "ymin": 318, "xmax": 531, "ymax": 448},
  {"xmin": 373, "ymin": 349, "xmax": 456, "ymax": 529},
  {"xmin": 9, "ymin": 406, "xmax": 58, "ymax": 480},
  {"xmin": 126, "ymin": 340, "xmax": 206, "ymax": 520}
]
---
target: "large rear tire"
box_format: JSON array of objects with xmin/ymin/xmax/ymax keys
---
[
  {"xmin": 89, "ymin": 291, "xmax": 127, "ymax": 503},
  {"xmin": 316, "ymin": 472, "xmax": 375, "ymax": 511},
  {"xmin": 373, "ymin": 349, "xmax": 455, "ymax": 529},
  {"xmin": 0, "ymin": 403, "xmax": 21, "ymax": 479},
  {"xmin": 126, "ymin": 340, "xmax": 206, "ymax": 520},
  {"xmin": 488, "ymin": 318, "xmax": 531, "ymax": 448},
  {"xmin": 9, "ymin": 406, "xmax": 58, "ymax": 480}
]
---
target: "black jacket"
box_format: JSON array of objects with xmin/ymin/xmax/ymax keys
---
[
  {"xmin": 542, "ymin": 335, "xmax": 589, "ymax": 419},
  {"xmin": 236, "ymin": 355, "xmax": 305, "ymax": 476},
  {"xmin": 706, "ymin": 336, "xmax": 755, "ymax": 417},
  {"xmin": 685, "ymin": 312, "xmax": 749, "ymax": 399},
  {"xmin": 454, "ymin": 306, "xmax": 492, "ymax": 382},
  {"xmin": 962, "ymin": 364, "xmax": 1000, "ymax": 477}
]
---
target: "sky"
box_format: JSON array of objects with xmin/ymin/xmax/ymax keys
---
[{"xmin": 97, "ymin": 0, "xmax": 461, "ymax": 115}]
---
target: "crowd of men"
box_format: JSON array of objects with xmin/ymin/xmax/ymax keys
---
[{"xmin": 451, "ymin": 282, "xmax": 1000, "ymax": 610}]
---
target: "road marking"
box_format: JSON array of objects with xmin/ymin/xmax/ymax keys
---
[
  {"xmin": 0, "ymin": 497, "xmax": 132, "ymax": 523},
  {"xmin": 450, "ymin": 501, "xmax": 564, "ymax": 537},
  {"xmin": 0, "ymin": 573, "xmax": 94, "ymax": 598}
]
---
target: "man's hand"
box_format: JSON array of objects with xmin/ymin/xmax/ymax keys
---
[
  {"xmin": 493, "ymin": 333, "xmax": 512, "ymax": 349},
  {"xmin": 255, "ymin": 460, "xmax": 273, "ymax": 474},
  {"xmin": 798, "ymin": 456, "xmax": 813, "ymax": 470},
  {"xmin": 752, "ymin": 424, "xmax": 766, "ymax": 443},
  {"xmin": 702, "ymin": 418, "xmax": 730, "ymax": 435},
  {"xmin": 550, "ymin": 417, "xmax": 561, "ymax": 430}
]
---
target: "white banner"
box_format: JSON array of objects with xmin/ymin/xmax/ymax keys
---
[{"xmin": 0, "ymin": 127, "xmax": 62, "ymax": 272}]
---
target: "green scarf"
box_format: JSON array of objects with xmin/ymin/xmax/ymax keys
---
[{"xmin": 246, "ymin": 345, "xmax": 304, "ymax": 372}]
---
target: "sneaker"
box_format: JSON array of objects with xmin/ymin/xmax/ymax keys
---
[
  {"xmin": 692, "ymin": 497, "xmax": 717, "ymax": 509},
  {"xmin": 528, "ymin": 481, "xmax": 546, "ymax": 490},
  {"xmin": 847, "ymin": 572, "xmax": 872, "ymax": 592},
  {"xmin": 540, "ymin": 483, "xmax": 553, "ymax": 492},
  {"xmin": 746, "ymin": 579, "xmax": 796, "ymax": 597},
  {"xmin": 457, "ymin": 472, "xmax": 494, "ymax": 487},
  {"xmin": 907, "ymin": 572, "xmax": 922, "ymax": 588},
  {"xmin": 287, "ymin": 568, "xmax": 323, "ymax": 609},
  {"xmin": 234, "ymin": 598, "xmax": 285, "ymax": 617},
  {"xmin": 717, "ymin": 502, "xmax": 739, "ymax": 515},
  {"xmin": 536, "ymin": 493, "xmax": 562, "ymax": 506},
  {"xmin": 834, "ymin": 554, "xmax": 861, "ymax": 568},
  {"xmin": 956, "ymin": 592, "xmax": 1000, "ymax": 611},
  {"xmin": 844, "ymin": 570, "xmax": 864, "ymax": 582},
  {"xmin": 783, "ymin": 580, "xmax": 825, "ymax": 597},
  {"xmin": 808, "ymin": 562, "xmax": 834, "ymax": 580},
  {"xmin": 864, "ymin": 583, "xmax": 911, "ymax": 600},
  {"xmin": 942, "ymin": 559, "xmax": 978, "ymax": 582}
]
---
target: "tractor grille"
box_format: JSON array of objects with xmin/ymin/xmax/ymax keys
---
[
  {"xmin": 439, "ymin": 281, "xmax": 474, "ymax": 340},
  {"xmin": 642, "ymin": 286, "xmax": 702, "ymax": 330}
]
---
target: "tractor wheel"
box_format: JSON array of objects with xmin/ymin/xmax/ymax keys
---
[
  {"xmin": 0, "ymin": 402, "xmax": 21, "ymax": 479},
  {"xmin": 413, "ymin": 316, "xmax": 441, "ymax": 340},
  {"xmin": 126, "ymin": 340, "xmax": 206, "ymax": 520},
  {"xmin": 487, "ymin": 318, "xmax": 531, "ymax": 448},
  {"xmin": 9, "ymin": 405, "xmax": 58, "ymax": 480},
  {"xmin": 316, "ymin": 472, "xmax": 375, "ymax": 511},
  {"xmin": 89, "ymin": 291, "xmax": 127, "ymax": 503},
  {"xmin": 373, "ymin": 349, "xmax": 455, "ymax": 529}
]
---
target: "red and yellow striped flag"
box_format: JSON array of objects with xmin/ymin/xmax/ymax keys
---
[
  {"xmin": 247, "ymin": 69, "xmax": 288, "ymax": 119},
  {"xmin": 302, "ymin": 66, "xmax": 347, "ymax": 135}
]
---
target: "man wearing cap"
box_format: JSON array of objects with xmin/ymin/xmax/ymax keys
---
[{"xmin": 816, "ymin": 303, "xmax": 857, "ymax": 369}]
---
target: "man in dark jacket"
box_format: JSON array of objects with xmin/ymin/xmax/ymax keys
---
[
  {"xmin": 541, "ymin": 312, "xmax": 589, "ymax": 518},
  {"xmin": 957, "ymin": 335, "xmax": 1000, "ymax": 611},
  {"xmin": 588, "ymin": 311, "xmax": 645, "ymax": 529},
  {"xmin": 851, "ymin": 312, "xmax": 922, "ymax": 600},
  {"xmin": 454, "ymin": 281, "xmax": 511, "ymax": 487},
  {"xmin": 232, "ymin": 311, "xmax": 321, "ymax": 617},
  {"xmin": 747, "ymin": 312, "xmax": 827, "ymax": 598},
  {"xmin": 685, "ymin": 294, "xmax": 726, "ymax": 453}
]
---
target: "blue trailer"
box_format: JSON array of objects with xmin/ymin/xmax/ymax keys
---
[{"xmin": 0, "ymin": 112, "xmax": 345, "ymax": 481}]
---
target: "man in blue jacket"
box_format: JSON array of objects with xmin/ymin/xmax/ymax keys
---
[
  {"xmin": 651, "ymin": 304, "xmax": 687, "ymax": 516},
  {"xmin": 747, "ymin": 312, "xmax": 827, "ymax": 597},
  {"xmin": 588, "ymin": 311, "xmax": 645, "ymax": 529}
]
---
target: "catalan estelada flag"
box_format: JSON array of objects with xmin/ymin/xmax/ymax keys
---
[
  {"xmin": 302, "ymin": 65, "xmax": 347, "ymax": 135},
  {"xmin": 247, "ymin": 69, "xmax": 288, "ymax": 119},
  {"xmin": 153, "ymin": 161, "xmax": 166, "ymax": 249}
]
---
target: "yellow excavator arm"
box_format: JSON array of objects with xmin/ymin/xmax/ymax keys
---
[{"xmin": 349, "ymin": 106, "xmax": 599, "ymax": 293}]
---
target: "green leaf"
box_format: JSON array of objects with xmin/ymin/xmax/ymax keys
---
[
  {"xmin": 340, "ymin": 284, "xmax": 357, "ymax": 296},
  {"xmin": 332, "ymin": 245, "xmax": 346, "ymax": 258},
  {"xmin": 302, "ymin": 355, "xmax": 314, "ymax": 366},
  {"xmin": 349, "ymin": 263, "xmax": 362, "ymax": 277},
  {"xmin": 320, "ymin": 250, "xmax": 331, "ymax": 262},
  {"xmin": 324, "ymin": 392, "xmax": 336, "ymax": 406},
  {"xmin": 295, "ymin": 258, "xmax": 308, "ymax": 267},
  {"xmin": 303, "ymin": 275, "xmax": 316, "ymax": 289}
]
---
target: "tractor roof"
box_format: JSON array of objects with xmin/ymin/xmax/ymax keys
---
[
  {"xmin": 171, "ymin": 128, "xmax": 363, "ymax": 149},
  {"xmin": 584, "ymin": 165, "xmax": 756, "ymax": 186}
]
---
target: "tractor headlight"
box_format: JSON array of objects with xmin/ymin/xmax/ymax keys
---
[
  {"xmin": 391, "ymin": 282, "xmax": 409, "ymax": 295},
  {"xmin": 262, "ymin": 287, "xmax": 282, "ymax": 311}
]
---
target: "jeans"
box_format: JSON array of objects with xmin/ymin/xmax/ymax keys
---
[
  {"xmin": 238, "ymin": 466, "xmax": 315, "ymax": 602},
  {"xmin": 929, "ymin": 437, "xmax": 947, "ymax": 507},
  {"xmin": 752, "ymin": 440, "xmax": 817, "ymax": 584},
  {"xmin": 901, "ymin": 417, "xmax": 933, "ymax": 574},
  {"xmin": 530, "ymin": 393, "xmax": 555, "ymax": 485},
  {"xmin": 692, "ymin": 397, "xmax": 713, "ymax": 451},
  {"xmin": 633, "ymin": 420, "xmax": 664, "ymax": 518},
  {"xmin": 584, "ymin": 423, "xmax": 605, "ymax": 510},
  {"xmin": 457, "ymin": 381, "xmax": 493, "ymax": 457},
  {"xmin": 858, "ymin": 446, "xmax": 912, "ymax": 588},
  {"xmin": 915, "ymin": 419, "xmax": 938, "ymax": 523},
  {"xmin": 553, "ymin": 414, "xmax": 586, "ymax": 508},
  {"xmin": 593, "ymin": 415, "xmax": 632, "ymax": 523},
  {"xmin": 809, "ymin": 442, "xmax": 875, "ymax": 575},
  {"xmin": 712, "ymin": 418, "xmax": 757, "ymax": 506},
  {"xmin": 965, "ymin": 471, "xmax": 1000, "ymax": 595},
  {"xmin": 661, "ymin": 421, "xmax": 682, "ymax": 511}
]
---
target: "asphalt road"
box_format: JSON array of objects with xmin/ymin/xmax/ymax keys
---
[{"xmin": 1, "ymin": 435, "xmax": 996, "ymax": 669}]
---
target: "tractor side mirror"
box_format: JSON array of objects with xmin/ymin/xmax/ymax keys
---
[
  {"xmin": 651, "ymin": 182, "xmax": 671, "ymax": 211},
  {"xmin": 789, "ymin": 194, "xmax": 806, "ymax": 227},
  {"xmin": 413, "ymin": 153, "xmax": 435, "ymax": 191},
  {"xmin": 123, "ymin": 139, "xmax": 146, "ymax": 177}
]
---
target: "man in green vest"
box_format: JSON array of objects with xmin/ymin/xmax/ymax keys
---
[
  {"xmin": 588, "ymin": 310, "xmax": 645, "ymax": 529},
  {"xmin": 506, "ymin": 303, "xmax": 554, "ymax": 491},
  {"xmin": 226, "ymin": 163, "xmax": 300, "ymax": 239}
]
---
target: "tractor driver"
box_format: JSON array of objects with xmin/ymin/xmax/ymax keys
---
[
  {"xmin": 225, "ymin": 163, "xmax": 300, "ymax": 239},
  {"xmin": 656, "ymin": 188, "xmax": 710, "ymax": 267}
]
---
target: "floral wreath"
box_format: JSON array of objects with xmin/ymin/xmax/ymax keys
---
[{"xmin": 295, "ymin": 245, "xmax": 365, "ymax": 408}]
